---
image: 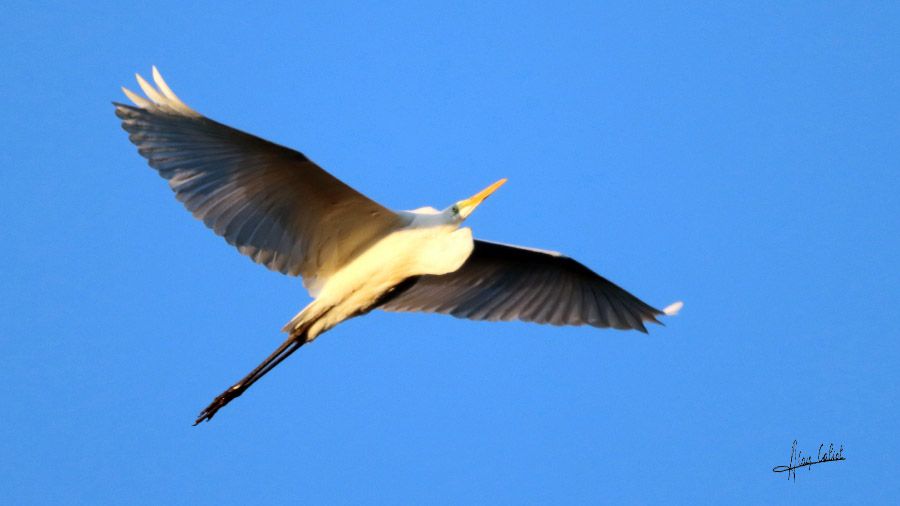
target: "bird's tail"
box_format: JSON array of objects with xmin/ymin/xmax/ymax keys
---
[
  {"xmin": 281, "ymin": 308, "xmax": 307, "ymax": 334},
  {"xmin": 194, "ymin": 324, "xmax": 311, "ymax": 425}
]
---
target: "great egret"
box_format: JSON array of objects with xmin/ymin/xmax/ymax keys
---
[{"xmin": 115, "ymin": 67, "xmax": 683, "ymax": 424}]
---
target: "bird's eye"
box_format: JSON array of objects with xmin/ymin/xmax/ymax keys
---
[{"xmin": 452, "ymin": 205, "xmax": 459, "ymax": 215}]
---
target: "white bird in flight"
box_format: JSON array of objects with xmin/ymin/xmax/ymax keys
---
[{"xmin": 115, "ymin": 67, "xmax": 683, "ymax": 424}]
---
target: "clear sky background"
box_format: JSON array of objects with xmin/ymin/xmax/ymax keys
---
[{"xmin": 2, "ymin": 1, "xmax": 898, "ymax": 504}]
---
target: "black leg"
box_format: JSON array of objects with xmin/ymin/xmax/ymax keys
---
[{"xmin": 194, "ymin": 333, "xmax": 307, "ymax": 425}]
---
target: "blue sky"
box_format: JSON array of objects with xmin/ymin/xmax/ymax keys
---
[{"xmin": 2, "ymin": 1, "xmax": 898, "ymax": 503}]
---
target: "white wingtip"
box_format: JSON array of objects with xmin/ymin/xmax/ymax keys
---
[
  {"xmin": 120, "ymin": 67, "xmax": 198, "ymax": 116},
  {"xmin": 135, "ymin": 73, "xmax": 166, "ymax": 103},
  {"xmin": 663, "ymin": 301, "xmax": 683, "ymax": 316},
  {"xmin": 151, "ymin": 65, "xmax": 185, "ymax": 105},
  {"xmin": 121, "ymin": 86, "xmax": 152, "ymax": 109}
]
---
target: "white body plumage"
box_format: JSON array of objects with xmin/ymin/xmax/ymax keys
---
[{"xmin": 285, "ymin": 208, "xmax": 474, "ymax": 339}]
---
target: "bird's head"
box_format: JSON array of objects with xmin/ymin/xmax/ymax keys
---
[{"xmin": 447, "ymin": 178, "xmax": 507, "ymax": 222}]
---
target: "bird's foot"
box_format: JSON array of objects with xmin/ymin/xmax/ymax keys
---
[{"xmin": 194, "ymin": 382, "xmax": 246, "ymax": 425}]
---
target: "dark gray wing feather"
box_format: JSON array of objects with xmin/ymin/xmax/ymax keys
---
[
  {"xmin": 379, "ymin": 240, "xmax": 664, "ymax": 332},
  {"xmin": 114, "ymin": 70, "xmax": 407, "ymax": 291}
]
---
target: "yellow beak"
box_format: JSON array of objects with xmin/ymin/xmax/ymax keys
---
[{"xmin": 458, "ymin": 178, "xmax": 507, "ymax": 218}]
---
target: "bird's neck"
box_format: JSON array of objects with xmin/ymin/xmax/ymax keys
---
[{"xmin": 401, "ymin": 207, "xmax": 459, "ymax": 229}]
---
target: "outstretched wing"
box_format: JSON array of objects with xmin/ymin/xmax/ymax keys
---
[
  {"xmin": 114, "ymin": 67, "xmax": 408, "ymax": 293},
  {"xmin": 379, "ymin": 240, "xmax": 679, "ymax": 332}
]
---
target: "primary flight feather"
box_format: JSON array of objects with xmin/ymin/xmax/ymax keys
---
[{"xmin": 114, "ymin": 67, "xmax": 682, "ymax": 424}]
